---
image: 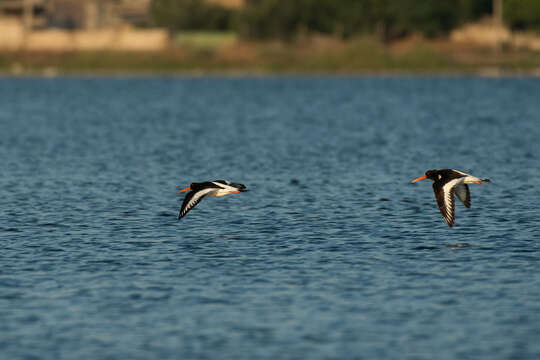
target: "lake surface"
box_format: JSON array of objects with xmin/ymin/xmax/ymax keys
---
[{"xmin": 1, "ymin": 76, "xmax": 539, "ymax": 359}]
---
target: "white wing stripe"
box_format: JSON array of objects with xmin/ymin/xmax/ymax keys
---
[
  {"xmin": 442, "ymin": 178, "xmax": 461, "ymax": 223},
  {"xmin": 452, "ymin": 170, "xmax": 469, "ymax": 176},
  {"xmin": 180, "ymin": 188, "xmax": 215, "ymax": 216},
  {"xmin": 212, "ymin": 181, "xmax": 236, "ymax": 191}
]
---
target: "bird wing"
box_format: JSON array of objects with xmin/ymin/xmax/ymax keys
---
[
  {"xmin": 210, "ymin": 180, "xmax": 236, "ymax": 192},
  {"xmin": 178, "ymin": 188, "xmax": 215, "ymax": 219},
  {"xmin": 432, "ymin": 178, "xmax": 461, "ymax": 227},
  {"xmin": 451, "ymin": 169, "xmax": 469, "ymax": 177},
  {"xmin": 212, "ymin": 181, "xmax": 239, "ymax": 191},
  {"xmin": 213, "ymin": 180, "xmax": 230, "ymax": 186},
  {"xmin": 454, "ymin": 183, "xmax": 471, "ymax": 208}
]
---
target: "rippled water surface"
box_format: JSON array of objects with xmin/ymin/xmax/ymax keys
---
[{"xmin": 1, "ymin": 76, "xmax": 540, "ymax": 359}]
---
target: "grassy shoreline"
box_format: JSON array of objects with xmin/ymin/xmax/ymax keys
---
[{"xmin": 2, "ymin": 36, "xmax": 540, "ymax": 76}]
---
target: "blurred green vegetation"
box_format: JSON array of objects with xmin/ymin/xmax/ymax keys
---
[
  {"xmin": 2, "ymin": 1, "xmax": 540, "ymax": 74},
  {"xmin": 3, "ymin": 37, "xmax": 540, "ymax": 75},
  {"xmin": 151, "ymin": 0, "xmax": 234, "ymax": 31},
  {"xmin": 173, "ymin": 31, "xmax": 238, "ymax": 49},
  {"xmin": 151, "ymin": 0, "xmax": 540, "ymax": 40},
  {"xmin": 236, "ymin": 0, "xmax": 492, "ymax": 40},
  {"xmin": 505, "ymin": 0, "xmax": 540, "ymax": 31}
]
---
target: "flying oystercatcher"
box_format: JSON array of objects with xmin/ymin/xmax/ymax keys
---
[
  {"xmin": 177, "ymin": 180, "xmax": 248, "ymax": 219},
  {"xmin": 412, "ymin": 169, "xmax": 490, "ymax": 227}
]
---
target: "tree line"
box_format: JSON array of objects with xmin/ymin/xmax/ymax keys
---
[{"xmin": 151, "ymin": 0, "xmax": 540, "ymax": 40}]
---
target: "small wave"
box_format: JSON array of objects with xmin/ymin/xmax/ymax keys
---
[
  {"xmin": 157, "ymin": 211, "xmax": 175, "ymax": 217},
  {"xmin": 412, "ymin": 245, "xmax": 439, "ymax": 251},
  {"xmin": 444, "ymin": 243, "xmax": 470, "ymax": 249},
  {"xmin": 39, "ymin": 222, "xmax": 68, "ymax": 228}
]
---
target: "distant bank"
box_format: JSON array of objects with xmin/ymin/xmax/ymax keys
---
[{"xmin": 1, "ymin": 35, "xmax": 540, "ymax": 76}]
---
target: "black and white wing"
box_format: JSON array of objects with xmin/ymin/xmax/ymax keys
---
[
  {"xmin": 451, "ymin": 169, "xmax": 469, "ymax": 177},
  {"xmin": 212, "ymin": 180, "xmax": 230, "ymax": 186},
  {"xmin": 432, "ymin": 179, "xmax": 460, "ymax": 227},
  {"xmin": 454, "ymin": 183, "xmax": 471, "ymax": 208},
  {"xmin": 211, "ymin": 180, "xmax": 242, "ymax": 193},
  {"xmin": 178, "ymin": 188, "xmax": 215, "ymax": 219}
]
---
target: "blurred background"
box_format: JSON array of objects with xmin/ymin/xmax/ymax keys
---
[{"xmin": 0, "ymin": 0, "xmax": 540, "ymax": 74}]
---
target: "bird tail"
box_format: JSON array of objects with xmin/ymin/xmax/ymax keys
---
[{"xmin": 481, "ymin": 178, "xmax": 491, "ymax": 183}]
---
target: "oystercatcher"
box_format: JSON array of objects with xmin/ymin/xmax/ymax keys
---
[
  {"xmin": 177, "ymin": 180, "xmax": 248, "ymax": 219},
  {"xmin": 411, "ymin": 169, "xmax": 490, "ymax": 227}
]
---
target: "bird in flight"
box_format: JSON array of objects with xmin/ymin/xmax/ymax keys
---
[
  {"xmin": 177, "ymin": 180, "xmax": 248, "ymax": 219},
  {"xmin": 412, "ymin": 169, "xmax": 490, "ymax": 227}
]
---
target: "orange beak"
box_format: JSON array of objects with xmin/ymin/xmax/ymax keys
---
[
  {"xmin": 178, "ymin": 186, "xmax": 191, "ymax": 193},
  {"xmin": 411, "ymin": 175, "xmax": 427, "ymax": 183}
]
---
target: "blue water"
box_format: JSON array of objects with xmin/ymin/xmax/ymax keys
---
[{"xmin": 1, "ymin": 76, "xmax": 539, "ymax": 359}]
